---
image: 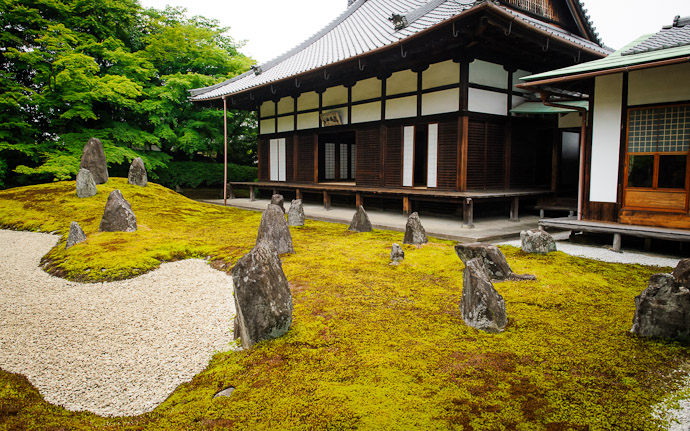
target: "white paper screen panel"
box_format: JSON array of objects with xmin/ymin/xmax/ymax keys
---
[
  {"xmin": 403, "ymin": 126, "xmax": 414, "ymax": 187},
  {"xmin": 278, "ymin": 138, "xmax": 286, "ymax": 182},
  {"xmin": 269, "ymin": 139, "xmax": 279, "ymax": 181},
  {"xmin": 427, "ymin": 124, "xmax": 438, "ymax": 188},
  {"xmin": 340, "ymin": 144, "xmax": 349, "ymax": 179},
  {"xmin": 324, "ymin": 143, "xmax": 335, "ymax": 180}
]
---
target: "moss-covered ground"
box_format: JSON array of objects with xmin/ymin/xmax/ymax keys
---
[{"xmin": 0, "ymin": 178, "xmax": 687, "ymax": 430}]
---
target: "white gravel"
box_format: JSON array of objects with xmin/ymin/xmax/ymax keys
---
[{"xmin": 0, "ymin": 229, "xmax": 236, "ymax": 417}]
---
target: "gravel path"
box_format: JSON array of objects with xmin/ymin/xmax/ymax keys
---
[{"xmin": 0, "ymin": 229, "xmax": 235, "ymax": 417}]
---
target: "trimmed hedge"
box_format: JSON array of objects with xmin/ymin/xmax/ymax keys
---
[{"xmin": 154, "ymin": 161, "xmax": 257, "ymax": 189}]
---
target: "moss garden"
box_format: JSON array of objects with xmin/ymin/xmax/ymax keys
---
[{"xmin": 0, "ymin": 178, "xmax": 688, "ymax": 430}]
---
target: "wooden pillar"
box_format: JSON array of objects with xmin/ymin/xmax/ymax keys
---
[
  {"xmin": 510, "ymin": 197, "xmax": 519, "ymax": 221},
  {"xmin": 612, "ymin": 233, "xmax": 622, "ymax": 252},
  {"xmin": 403, "ymin": 195, "xmax": 411, "ymax": 217},
  {"xmin": 463, "ymin": 198, "xmax": 474, "ymax": 228},
  {"xmin": 356, "ymin": 192, "xmax": 363, "ymax": 208},
  {"xmin": 323, "ymin": 190, "xmax": 331, "ymax": 210},
  {"xmin": 273, "ymin": 188, "xmax": 278, "ymax": 196},
  {"xmin": 296, "ymin": 189, "xmax": 302, "ymax": 200},
  {"xmin": 250, "ymin": 186, "xmax": 256, "ymax": 202},
  {"xmin": 644, "ymin": 238, "xmax": 652, "ymax": 251}
]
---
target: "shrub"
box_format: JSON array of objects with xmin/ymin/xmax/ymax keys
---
[{"xmin": 154, "ymin": 161, "xmax": 257, "ymax": 189}]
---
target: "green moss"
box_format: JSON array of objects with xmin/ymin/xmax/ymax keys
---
[{"xmin": 0, "ymin": 180, "xmax": 687, "ymax": 430}]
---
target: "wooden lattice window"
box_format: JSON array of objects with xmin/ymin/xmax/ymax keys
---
[{"xmin": 505, "ymin": 0, "xmax": 555, "ymax": 20}]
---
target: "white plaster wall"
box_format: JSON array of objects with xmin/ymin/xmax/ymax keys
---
[
  {"xmin": 628, "ymin": 63, "xmax": 690, "ymax": 106},
  {"xmin": 352, "ymin": 77, "xmax": 381, "ymax": 102},
  {"xmin": 322, "ymin": 85, "xmax": 348, "ymax": 107},
  {"xmin": 260, "ymin": 101, "xmax": 275, "ymax": 117},
  {"xmin": 351, "ymin": 102, "xmax": 381, "ymax": 123},
  {"xmin": 297, "ymin": 91, "xmax": 319, "ymax": 111},
  {"xmin": 277, "ymin": 115, "xmax": 294, "ymax": 133},
  {"xmin": 468, "ymin": 88, "xmax": 507, "ymax": 116},
  {"xmin": 422, "ymin": 60, "xmax": 459, "ymax": 90},
  {"xmin": 469, "ymin": 60, "xmax": 508, "ymax": 89},
  {"xmin": 511, "ymin": 95, "xmax": 526, "ymax": 109},
  {"xmin": 260, "ymin": 119, "xmax": 275, "ymax": 135},
  {"xmin": 386, "ymin": 96, "xmax": 417, "ymax": 120},
  {"xmin": 421, "ymin": 88, "xmax": 459, "ymax": 116},
  {"xmin": 512, "ymin": 69, "xmax": 532, "ymax": 94},
  {"xmin": 590, "ymin": 74, "xmax": 623, "ymax": 203},
  {"xmin": 277, "ymin": 97, "xmax": 293, "ymax": 115},
  {"xmin": 297, "ymin": 112, "xmax": 319, "ymax": 130},
  {"xmin": 559, "ymin": 112, "xmax": 583, "ymax": 129},
  {"xmin": 387, "ymin": 69, "xmax": 417, "ymax": 95}
]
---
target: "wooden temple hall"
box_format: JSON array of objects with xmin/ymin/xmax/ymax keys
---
[{"xmin": 190, "ymin": 0, "xmax": 611, "ymax": 224}]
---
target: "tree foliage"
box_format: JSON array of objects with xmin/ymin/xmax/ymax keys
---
[{"xmin": 0, "ymin": 0, "xmax": 256, "ymax": 187}]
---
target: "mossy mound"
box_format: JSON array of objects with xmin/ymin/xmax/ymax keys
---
[{"xmin": 0, "ymin": 179, "xmax": 688, "ymax": 430}]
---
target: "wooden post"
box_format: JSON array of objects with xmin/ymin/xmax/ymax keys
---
[
  {"xmin": 510, "ymin": 197, "xmax": 519, "ymax": 221},
  {"xmin": 463, "ymin": 198, "xmax": 474, "ymax": 228},
  {"xmin": 323, "ymin": 191, "xmax": 331, "ymax": 210},
  {"xmin": 273, "ymin": 188, "xmax": 278, "ymax": 196},
  {"xmin": 250, "ymin": 186, "xmax": 256, "ymax": 202},
  {"xmin": 403, "ymin": 195, "xmax": 411, "ymax": 217},
  {"xmin": 223, "ymin": 96, "xmax": 228, "ymax": 206},
  {"xmin": 356, "ymin": 192, "xmax": 363, "ymax": 208},
  {"xmin": 612, "ymin": 233, "xmax": 622, "ymax": 252},
  {"xmin": 227, "ymin": 183, "xmax": 235, "ymax": 200},
  {"xmin": 296, "ymin": 189, "xmax": 302, "ymax": 200},
  {"xmin": 644, "ymin": 238, "xmax": 652, "ymax": 251}
]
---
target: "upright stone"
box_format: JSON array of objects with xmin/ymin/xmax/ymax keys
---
[
  {"xmin": 271, "ymin": 194, "xmax": 285, "ymax": 213},
  {"xmin": 673, "ymin": 259, "xmax": 690, "ymax": 287},
  {"xmin": 127, "ymin": 157, "xmax": 147, "ymax": 187},
  {"xmin": 287, "ymin": 199, "xmax": 305, "ymax": 226},
  {"xmin": 390, "ymin": 243, "xmax": 404, "ymax": 265},
  {"xmin": 256, "ymin": 204, "xmax": 294, "ymax": 254},
  {"xmin": 232, "ymin": 243, "xmax": 293, "ymax": 349},
  {"xmin": 79, "ymin": 137, "xmax": 108, "ymax": 184},
  {"xmin": 403, "ymin": 212, "xmax": 428, "ymax": 245},
  {"xmin": 65, "ymin": 221, "xmax": 86, "ymax": 249},
  {"xmin": 348, "ymin": 205, "xmax": 372, "ymax": 233},
  {"xmin": 461, "ymin": 258, "xmax": 507, "ymax": 333},
  {"xmin": 631, "ymin": 273, "xmax": 690, "ymax": 340},
  {"xmin": 99, "ymin": 190, "xmax": 137, "ymax": 232},
  {"xmin": 75, "ymin": 168, "xmax": 97, "ymax": 198},
  {"xmin": 455, "ymin": 243, "xmax": 535, "ymax": 281},
  {"xmin": 520, "ymin": 228, "xmax": 557, "ymax": 254}
]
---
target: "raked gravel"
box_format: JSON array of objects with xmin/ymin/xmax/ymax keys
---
[{"xmin": 0, "ymin": 229, "xmax": 235, "ymax": 417}]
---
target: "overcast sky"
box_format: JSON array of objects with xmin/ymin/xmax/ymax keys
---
[{"xmin": 138, "ymin": 0, "xmax": 690, "ymax": 63}]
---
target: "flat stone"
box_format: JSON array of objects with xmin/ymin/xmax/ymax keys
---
[
  {"xmin": 287, "ymin": 199, "xmax": 305, "ymax": 226},
  {"xmin": 348, "ymin": 206, "xmax": 372, "ymax": 233},
  {"xmin": 79, "ymin": 138, "xmax": 109, "ymax": 184},
  {"xmin": 75, "ymin": 168, "xmax": 97, "ymax": 198},
  {"xmin": 461, "ymin": 257, "xmax": 507, "ymax": 333},
  {"xmin": 455, "ymin": 243, "xmax": 535, "ymax": 282},
  {"xmin": 65, "ymin": 221, "xmax": 86, "ymax": 249},
  {"xmin": 256, "ymin": 204, "xmax": 294, "ymax": 254},
  {"xmin": 213, "ymin": 387, "xmax": 235, "ymax": 399},
  {"xmin": 127, "ymin": 157, "xmax": 147, "ymax": 187},
  {"xmin": 520, "ymin": 229, "xmax": 557, "ymax": 254},
  {"xmin": 403, "ymin": 212, "xmax": 428, "ymax": 246},
  {"xmin": 99, "ymin": 190, "xmax": 137, "ymax": 232}
]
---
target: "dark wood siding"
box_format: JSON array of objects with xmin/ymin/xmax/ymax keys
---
[
  {"xmin": 467, "ymin": 120, "xmax": 505, "ymax": 190},
  {"xmin": 385, "ymin": 125, "xmax": 401, "ymax": 187},
  {"xmin": 296, "ymin": 133, "xmax": 314, "ymax": 183},
  {"xmin": 356, "ymin": 127, "xmax": 381, "ymax": 186},
  {"xmin": 285, "ymin": 136, "xmax": 294, "ymax": 182},
  {"xmin": 258, "ymin": 138, "xmax": 269, "ymax": 181},
  {"xmin": 510, "ymin": 118, "xmax": 553, "ymax": 188},
  {"xmin": 437, "ymin": 120, "xmax": 458, "ymax": 190}
]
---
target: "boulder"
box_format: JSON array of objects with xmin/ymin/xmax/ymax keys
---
[
  {"xmin": 256, "ymin": 204, "xmax": 294, "ymax": 254},
  {"xmin": 461, "ymin": 258, "xmax": 507, "ymax": 333},
  {"xmin": 520, "ymin": 229, "xmax": 557, "ymax": 254},
  {"xmin": 65, "ymin": 221, "xmax": 86, "ymax": 249},
  {"xmin": 99, "ymin": 190, "xmax": 137, "ymax": 232},
  {"xmin": 455, "ymin": 243, "xmax": 535, "ymax": 281},
  {"xmin": 390, "ymin": 243, "xmax": 404, "ymax": 265},
  {"xmin": 271, "ymin": 194, "xmax": 285, "ymax": 213},
  {"xmin": 287, "ymin": 199, "xmax": 305, "ymax": 226},
  {"xmin": 631, "ymin": 273, "xmax": 690, "ymax": 340},
  {"xmin": 79, "ymin": 137, "xmax": 109, "ymax": 184},
  {"xmin": 232, "ymin": 243, "xmax": 293, "ymax": 349},
  {"xmin": 75, "ymin": 168, "xmax": 97, "ymax": 198},
  {"xmin": 127, "ymin": 157, "xmax": 147, "ymax": 187},
  {"xmin": 673, "ymin": 259, "xmax": 690, "ymax": 287},
  {"xmin": 348, "ymin": 205, "xmax": 372, "ymax": 233},
  {"xmin": 403, "ymin": 212, "xmax": 428, "ymax": 246}
]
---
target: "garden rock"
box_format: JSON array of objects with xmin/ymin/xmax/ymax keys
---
[
  {"xmin": 75, "ymin": 168, "xmax": 97, "ymax": 198},
  {"xmin": 232, "ymin": 242, "xmax": 293, "ymax": 349},
  {"xmin": 461, "ymin": 257, "xmax": 507, "ymax": 333},
  {"xmin": 79, "ymin": 137, "xmax": 109, "ymax": 184},
  {"xmin": 520, "ymin": 229, "xmax": 557, "ymax": 254},
  {"xmin": 390, "ymin": 243, "xmax": 404, "ymax": 265},
  {"xmin": 287, "ymin": 199, "xmax": 305, "ymax": 226},
  {"xmin": 455, "ymin": 243, "xmax": 535, "ymax": 281},
  {"xmin": 673, "ymin": 259, "xmax": 690, "ymax": 287},
  {"xmin": 631, "ymin": 273, "xmax": 690, "ymax": 340},
  {"xmin": 65, "ymin": 221, "xmax": 86, "ymax": 249},
  {"xmin": 403, "ymin": 212, "xmax": 428, "ymax": 246},
  {"xmin": 271, "ymin": 194, "xmax": 285, "ymax": 213},
  {"xmin": 256, "ymin": 204, "xmax": 294, "ymax": 254},
  {"xmin": 127, "ymin": 157, "xmax": 147, "ymax": 187},
  {"xmin": 348, "ymin": 206, "xmax": 372, "ymax": 233},
  {"xmin": 99, "ymin": 190, "xmax": 137, "ymax": 232}
]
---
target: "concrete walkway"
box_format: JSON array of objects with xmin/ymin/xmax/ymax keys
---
[{"xmin": 201, "ymin": 197, "xmax": 541, "ymax": 242}]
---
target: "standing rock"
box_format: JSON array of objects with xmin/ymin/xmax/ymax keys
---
[
  {"xmin": 127, "ymin": 157, "xmax": 148, "ymax": 187},
  {"xmin": 348, "ymin": 206, "xmax": 372, "ymax": 233},
  {"xmin": 455, "ymin": 243, "xmax": 535, "ymax": 281},
  {"xmin": 65, "ymin": 221, "xmax": 87, "ymax": 249},
  {"xmin": 232, "ymin": 243, "xmax": 293, "ymax": 349},
  {"xmin": 75, "ymin": 168, "xmax": 97, "ymax": 198},
  {"xmin": 390, "ymin": 243, "xmax": 404, "ymax": 265},
  {"xmin": 287, "ymin": 199, "xmax": 305, "ymax": 226},
  {"xmin": 461, "ymin": 257, "xmax": 508, "ymax": 333},
  {"xmin": 403, "ymin": 212, "xmax": 428, "ymax": 246},
  {"xmin": 99, "ymin": 190, "xmax": 137, "ymax": 232},
  {"xmin": 256, "ymin": 204, "xmax": 294, "ymax": 254},
  {"xmin": 271, "ymin": 194, "xmax": 285, "ymax": 213},
  {"xmin": 631, "ymin": 273, "xmax": 690, "ymax": 340},
  {"xmin": 79, "ymin": 137, "xmax": 109, "ymax": 184},
  {"xmin": 520, "ymin": 229, "xmax": 557, "ymax": 254},
  {"xmin": 673, "ymin": 259, "xmax": 690, "ymax": 286}
]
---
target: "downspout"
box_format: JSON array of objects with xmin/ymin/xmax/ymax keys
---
[
  {"xmin": 537, "ymin": 93, "xmax": 588, "ymax": 221},
  {"xmin": 223, "ymin": 96, "xmax": 228, "ymax": 207}
]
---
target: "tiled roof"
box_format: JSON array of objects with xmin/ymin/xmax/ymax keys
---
[
  {"xmin": 622, "ymin": 16, "xmax": 690, "ymax": 56},
  {"xmin": 190, "ymin": 0, "xmax": 607, "ymax": 102}
]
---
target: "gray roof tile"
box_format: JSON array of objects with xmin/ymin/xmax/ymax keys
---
[{"xmin": 622, "ymin": 17, "xmax": 690, "ymax": 56}]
